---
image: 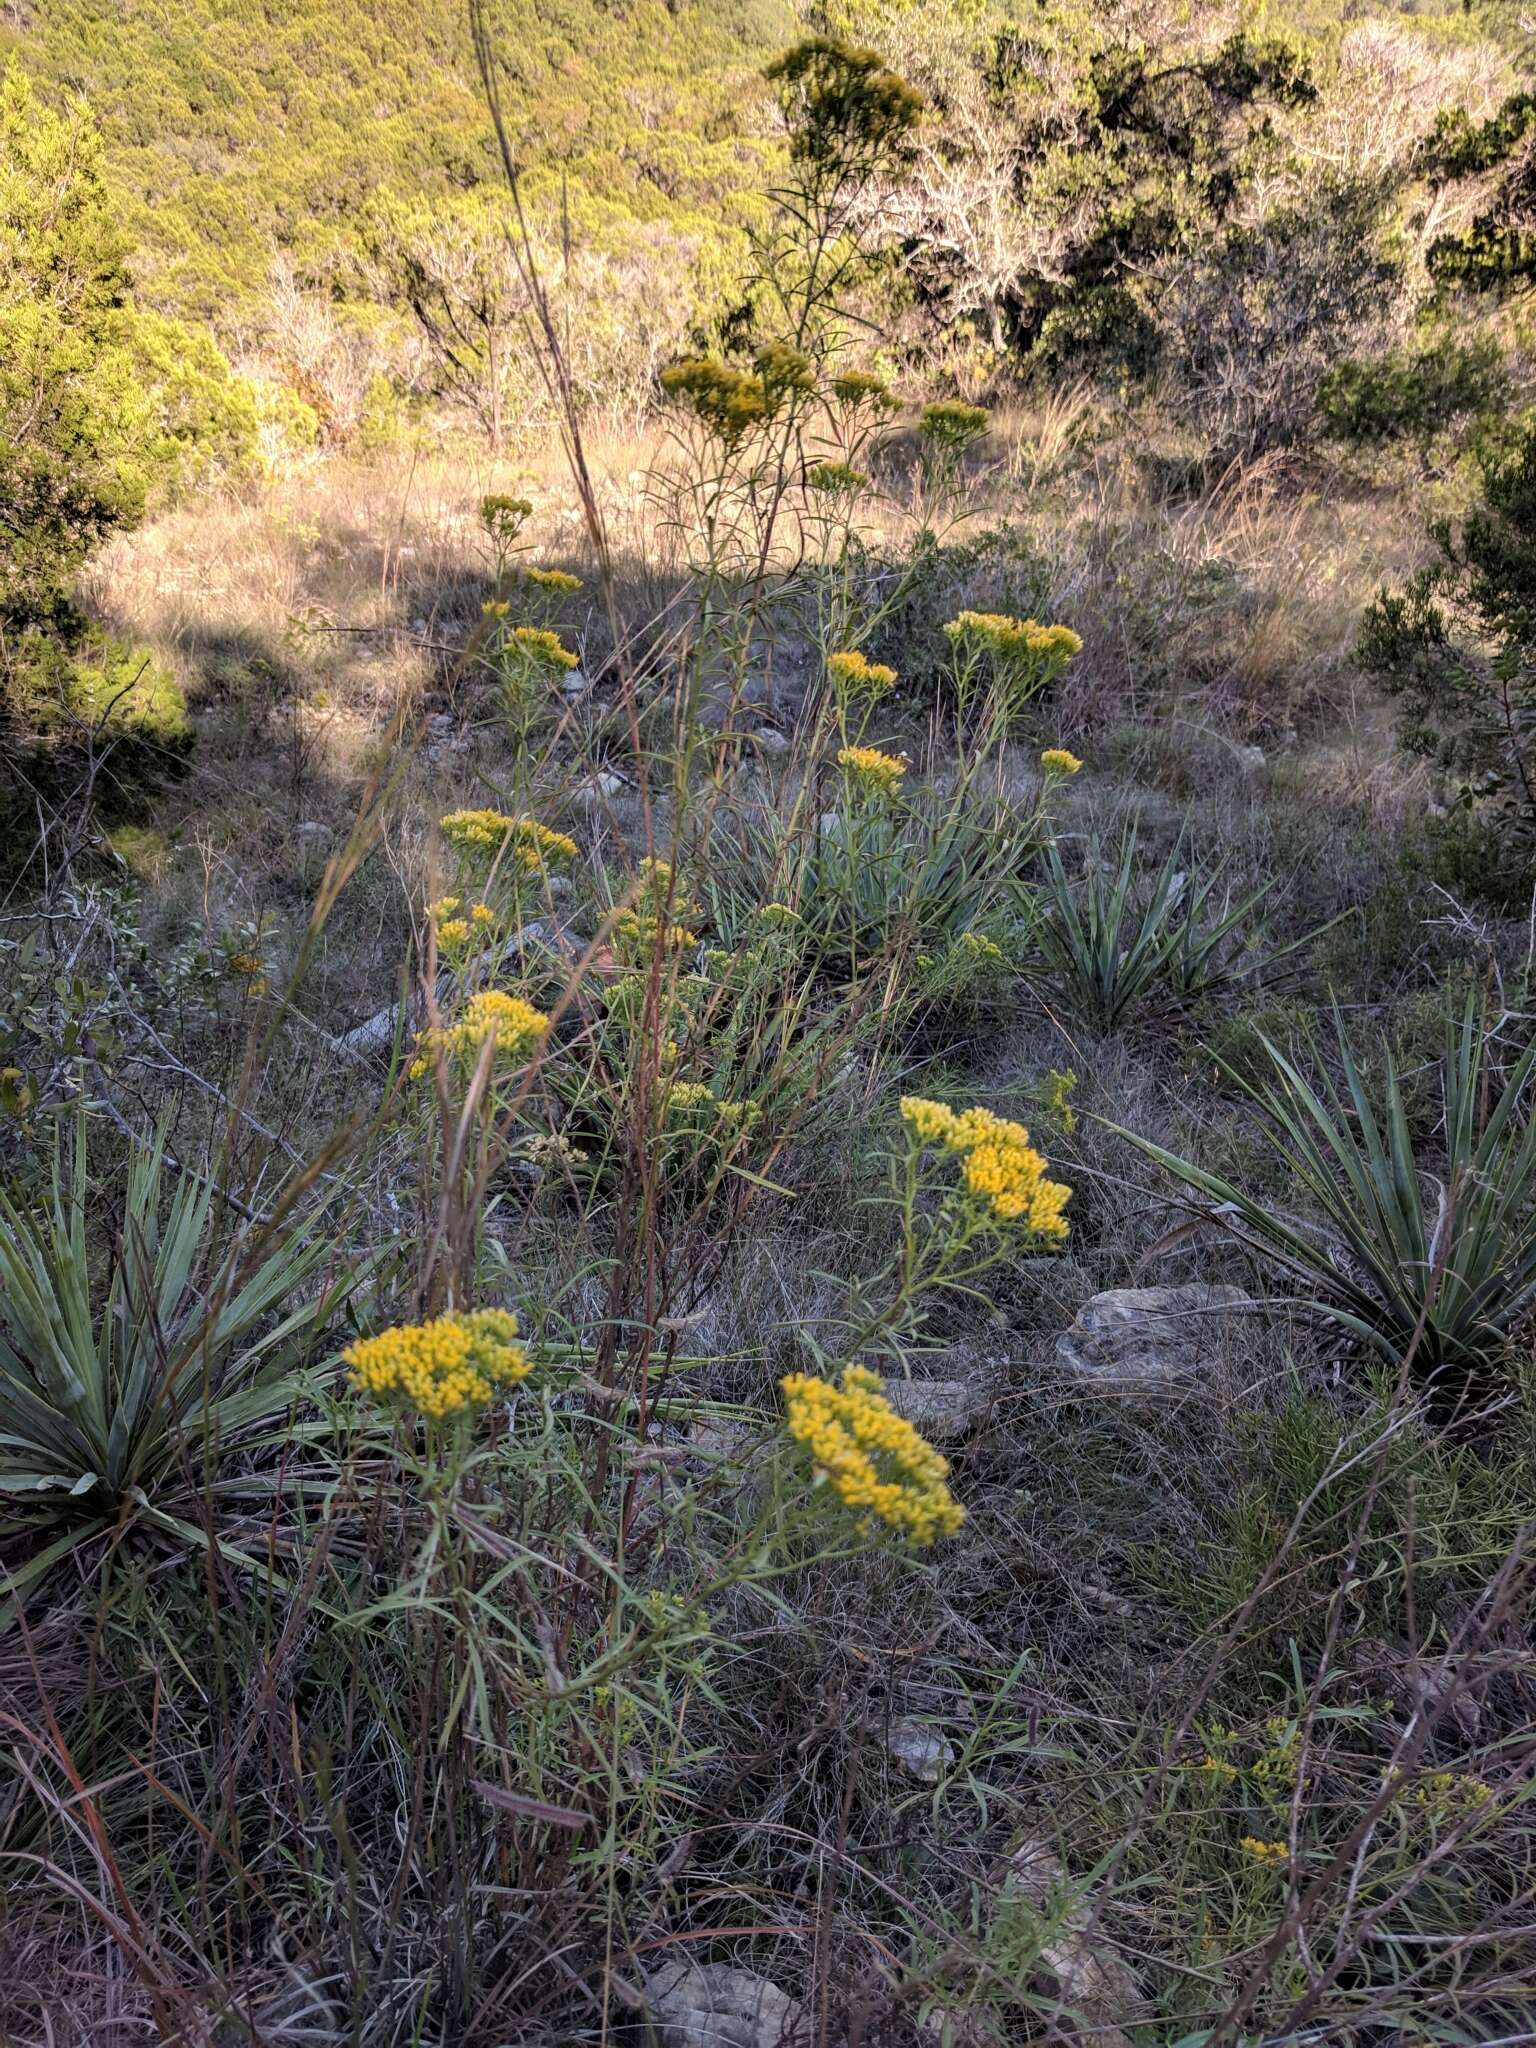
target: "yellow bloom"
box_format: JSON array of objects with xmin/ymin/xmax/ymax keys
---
[
  {"xmin": 807, "ymin": 462, "xmax": 869, "ymax": 494},
  {"xmin": 837, "ymin": 743, "xmax": 907, "ymax": 797},
  {"xmin": 510, "ymin": 625, "xmax": 579, "ymax": 671},
  {"xmin": 526, "ymin": 567, "xmax": 582, "ymax": 593},
  {"xmin": 919, "ymin": 400, "xmax": 989, "ymax": 453},
  {"xmin": 897, "ymin": 1095, "xmax": 1071, "ymax": 1241},
  {"xmin": 659, "ymin": 358, "xmax": 769, "ymax": 444},
  {"xmin": 830, "ymin": 368, "xmax": 900, "ymax": 412},
  {"xmin": 614, "ymin": 909, "xmax": 699, "ymax": 962},
  {"xmin": 344, "ymin": 1306, "xmax": 531, "ymax": 1420},
  {"xmin": 440, "ymin": 810, "xmax": 578, "ymax": 865},
  {"xmin": 435, "ymin": 918, "xmax": 470, "ymax": 947},
  {"xmin": 1198, "ymin": 1754, "xmax": 1239, "ymax": 1780},
  {"xmin": 781, "ymin": 1364, "xmax": 964, "ymax": 1546},
  {"xmin": 826, "ymin": 648, "xmax": 897, "ymax": 699},
  {"xmin": 758, "ymin": 901, "xmax": 801, "ymax": 925},
  {"xmin": 1239, "ymin": 1837, "xmax": 1289, "ymax": 1868},
  {"xmin": 409, "ymin": 990, "xmax": 550, "ymax": 1079},
  {"xmin": 470, "ymin": 901, "xmax": 495, "ymax": 926},
  {"xmin": 1040, "ymin": 747, "xmax": 1083, "ymax": 776},
  {"xmin": 226, "ymin": 951, "xmax": 265, "ymax": 978}
]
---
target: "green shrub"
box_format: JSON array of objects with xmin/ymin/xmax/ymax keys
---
[
  {"xmin": 1317, "ymin": 335, "xmax": 1506, "ymax": 447},
  {"xmin": 1357, "ymin": 418, "xmax": 1536, "ymax": 892}
]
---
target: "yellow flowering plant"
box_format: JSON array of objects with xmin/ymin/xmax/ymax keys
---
[
  {"xmin": 344, "ymin": 1307, "xmax": 532, "ymax": 1422},
  {"xmin": 836, "ymin": 742, "xmax": 907, "ymax": 801},
  {"xmin": 943, "ymin": 609, "xmax": 1082, "ymax": 742},
  {"xmin": 780, "ymin": 1364, "xmax": 963, "ymax": 1546}
]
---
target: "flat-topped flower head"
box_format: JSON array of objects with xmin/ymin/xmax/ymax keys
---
[
  {"xmin": 1041, "ymin": 747, "xmax": 1083, "ymax": 776},
  {"xmin": 807, "ymin": 462, "xmax": 869, "ymax": 495},
  {"xmin": 345, "ymin": 1306, "xmax": 531, "ymax": 1420},
  {"xmin": 480, "ymin": 495, "xmax": 533, "ymax": 544},
  {"xmin": 919, "ymin": 400, "xmax": 990, "ymax": 456},
  {"xmin": 754, "ymin": 342, "xmax": 816, "ymax": 406},
  {"xmin": 827, "ymin": 648, "xmax": 897, "ymax": 700},
  {"xmin": 440, "ymin": 810, "xmax": 578, "ymax": 868},
  {"xmin": 526, "ymin": 566, "xmax": 582, "ymax": 594},
  {"xmin": 781, "ymin": 1363, "xmax": 963, "ymax": 1545},
  {"xmin": 510, "ymin": 625, "xmax": 579, "ymax": 671},
  {"xmin": 898, "ymin": 1094, "xmax": 1071, "ymax": 1242},
  {"xmin": 830, "ymin": 368, "xmax": 900, "ymax": 412},
  {"xmin": 837, "ymin": 743, "xmax": 907, "ymax": 798},
  {"xmin": 409, "ymin": 990, "xmax": 549, "ymax": 1079},
  {"xmin": 660, "ymin": 358, "xmax": 769, "ymax": 445}
]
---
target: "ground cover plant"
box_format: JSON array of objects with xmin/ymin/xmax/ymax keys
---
[{"xmin": 2, "ymin": 5, "xmax": 1536, "ymax": 2046}]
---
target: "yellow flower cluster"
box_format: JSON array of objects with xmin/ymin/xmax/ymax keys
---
[
  {"xmin": 781, "ymin": 1364, "xmax": 964, "ymax": 1545},
  {"xmin": 614, "ymin": 909, "xmax": 699, "ymax": 962},
  {"xmin": 665, "ymin": 1081, "xmax": 761, "ymax": 1131},
  {"xmin": 527, "ymin": 567, "xmax": 582, "ymax": 593},
  {"xmin": 226, "ymin": 950, "xmax": 265, "ymax": 978},
  {"xmin": 754, "ymin": 341, "xmax": 816, "ymax": 401},
  {"xmin": 409, "ymin": 990, "xmax": 550, "ymax": 1079},
  {"xmin": 919, "ymin": 400, "xmax": 990, "ymax": 452},
  {"xmin": 1041, "ymin": 747, "xmax": 1083, "ymax": 776},
  {"xmin": 945, "ymin": 612, "xmax": 1083, "ymax": 667},
  {"xmin": 481, "ymin": 494, "xmax": 533, "ymax": 539},
  {"xmin": 660, "ymin": 358, "xmax": 769, "ymax": 444},
  {"xmin": 827, "ymin": 648, "xmax": 897, "ymax": 699},
  {"xmin": 758, "ymin": 901, "xmax": 801, "ymax": 925},
  {"xmin": 830, "ymin": 368, "xmax": 899, "ymax": 411},
  {"xmin": 1239, "ymin": 1837, "xmax": 1289, "ymax": 1867},
  {"xmin": 1197, "ymin": 1753, "xmax": 1239, "ymax": 1780},
  {"xmin": 837, "ymin": 743, "xmax": 907, "ymax": 797},
  {"xmin": 510, "ymin": 625, "xmax": 579, "ymax": 671},
  {"xmin": 344, "ymin": 1306, "xmax": 531, "ymax": 1419},
  {"xmin": 898, "ymin": 1095, "xmax": 1071, "ymax": 1240},
  {"xmin": 440, "ymin": 811, "xmax": 578, "ymax": 867},
  {"xmin": 958, "ymin": 930, "xmax": 1003, "ymax": 962},
  {"xmin": 807, "ymin": 462, "xmax": 869, "ymax": 494}
]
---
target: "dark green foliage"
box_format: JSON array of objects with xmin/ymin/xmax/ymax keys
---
[
  {"xmin": 0, "ymin": 60, "xmax": 246, "ymax": 772},
  {"xmin": 1426, "ymin": 91, "xmax": 1536, "ymax": 293},
  {"xmin": 1317, "ymin": 334, "xmax": 1507, "ymax": 447},
  {"xmin": 1358, "ymin": 421, "xmax": 1536, "ymax": 889},
  {"xmin": 5, "ymin": 0, "xmax": 792, "ymax": 330}
]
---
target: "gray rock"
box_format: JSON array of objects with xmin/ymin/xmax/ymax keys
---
[
  {"xmin": 884, "ymin": 1377, "xmax": 992, "ymax": 1442},
  {"xmin": 885, "ymin": 1717, "xmax": 956, "ymax": 1783},
  {"xmin": 750, "ymin": 726, "xmax": 791, "ymax": 754},
  {"xmin": 1003, "ymin": 1837, "xmax": 1139, "ymax": 2046},
  {"xmin": 639, "ymin": 1959, "xmax": 804, "ymax": 2048},
  {"xmin": 1054, "ymin": 1284, "xmax": 1256, "ymax": 1392},
  {"xmin": 575, "ymin": 768, "xmax": 631, "ymax": 807}
]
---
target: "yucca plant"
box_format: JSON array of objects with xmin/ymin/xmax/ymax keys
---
[
  {"xmin": 0, "ymin": 1120, "xmax": 356, "ymax": 1623},
  {"xmin": 1121, "ymin": 999, "xmax": 1536, "ymax": 1385},
  {"xmin": 1028, "ymin": 827, "xmax": 1301, "ymax": 1032}
]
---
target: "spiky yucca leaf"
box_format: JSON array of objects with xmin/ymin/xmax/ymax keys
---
[{"xmin": 1121, "ymin": 1000, "xmax": 1536, "ymax": 1380}]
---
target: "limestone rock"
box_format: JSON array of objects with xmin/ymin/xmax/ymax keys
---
[
  {"xmin": 1004, "ymin": 1837, "xmax": 1139, "ymax": 2048},
  {"xmin": 1054, "ymin": 1284, "xmax": 1256, "ymax": 1392},
  {"xmin": 885, "ymin": 1716, "xmax": 956, "ymax": 1783},
  {"xmin": 639, "ymin": 1959, "xmax": 804, "ymax": 2048},
  {"xmin": 884, "ymin": 1377, "xmax": 992, "ymax": 1442}
]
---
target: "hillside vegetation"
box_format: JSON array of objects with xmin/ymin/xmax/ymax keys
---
[{"xmin": 2, "ymin": 6, "xmax": 1536, "ymax": 2047}]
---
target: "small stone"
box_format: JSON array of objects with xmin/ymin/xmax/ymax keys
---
[
  {"xmin": 1236, "ymin": 743, "xmax": 1266, "ymax": 771},
  {"xmin": 638, "ymin": 1958, "xmax": 803, "ymax": 2048},
  {"xmin": 575, "ymin": 768, "xmax": 630, "ymax": 807},
  {"xmin": 885, "ymin": 1717, "xmax": 956, "ymax": 1783},
  {"xmin": 561, "ymin": 666, "xmax": 590, "ymax": 698},
  {"xmin": 884, "ymin": 1377, "xmax": 991, "ymax": 1442},
  {"xmin": 1053, "ymin": 1284, "xmax": 1256, "ymax": 1393},
  {"xmin": 751, "ymin": 726, "xmax": 791, "ymax": 753}
]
